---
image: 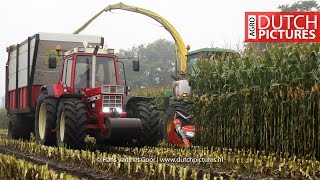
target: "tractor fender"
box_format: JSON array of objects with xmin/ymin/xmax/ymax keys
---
[
  {"xmin": 124, "ymin": 96, "xmax": 154, "ymax": 109},
  {"xmin": 40, "ymin": 84, "xmax": 64, "ymax": 98},
  {"xmin": 40, "ymin": 85, "xmax": 55, "ymax": 96}
]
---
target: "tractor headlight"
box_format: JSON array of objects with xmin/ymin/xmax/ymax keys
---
[
  {"xmin": 102, "ymin": 107, "xmax": 110, "ymax": 113},
  {"xmin": 115, "ymin": 107, "xmax": 123, "ymax": 113}
]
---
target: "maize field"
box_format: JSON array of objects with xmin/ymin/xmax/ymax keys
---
[{"xmin": 191, "ymin": 43, "xmax": 320, "ymax": 159}]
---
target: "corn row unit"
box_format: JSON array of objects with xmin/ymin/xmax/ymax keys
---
[
  {"xmin": 0, "ymin": 152, "xmax": 77, "ymax": 180},
  {"xmin": 1, "ymin": 137, "xmax": 319, "ymax": 179},
  {"xmin": 190, "ymin": 43, "xmax": 320, "ymax": 159}
]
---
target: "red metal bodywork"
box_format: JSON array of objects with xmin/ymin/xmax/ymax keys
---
[
  {"xmin": 8, "ymin": 85, "xmax": 41, "ymax": 111},
  {"xmin": 83, "ymin": 86, "xmax": 126, "ymax": 134},
  {"xmin": 168, "ymin": 119, "xmax": 195, "ymax": 148}
]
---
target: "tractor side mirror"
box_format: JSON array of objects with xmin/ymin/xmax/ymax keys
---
[
  {"xmin": 126, "ymin": 86, "xmax": 131, "ymax": 95},
  {"xmin": 133, "ymin": 60, "xmax": 139, "ymax": 71},
  {"xmin": 48, "ymin": 56, "xmax": 57, "ymax": 69}
]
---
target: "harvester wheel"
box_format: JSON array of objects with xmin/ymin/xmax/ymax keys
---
[
  {"xmin": 127, "ymin": 101, "xmax": 161, "ymax": 146},
  {"xmin": 35, "ymin": 92, "xmax": 58, "ymax": 146},
  {"xmin": 56, "ymin": 99, "xmax": 87, "ymax": 149},
  {"xmin": 8, "ymin": 113, "xmax": 30, "ymax": 140},
  {"xmin": 162, "ymin": 104, "xmax": 190, "ymax": 142}
]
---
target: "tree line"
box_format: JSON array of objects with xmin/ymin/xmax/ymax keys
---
[{"xmin": 117, "ymin": 39, "xmax": 176, "ymax": 88}]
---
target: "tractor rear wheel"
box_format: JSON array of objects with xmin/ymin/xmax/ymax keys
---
[
  {"xmin": 35, "ymin": 92, "xmax": 58, "ymax": 146},
  {"xmin": 56, "ymin": 99, "xmax": 87, "ymax": 149},
  {"xmin": 162, "ymin": 104, "xmax": 190, "ymax": 143},
  {"xmin": 127, "ymin": 101, "xmax": 161, "ymax": 146},
  {"xmin": 8, "ymin": 113, "xmax": 31, "ymax": 140}
]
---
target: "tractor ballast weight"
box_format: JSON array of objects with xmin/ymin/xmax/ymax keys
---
[
  {"xmin": 5, "ymin": 33, "xmax": 161, "ymax": 148},
  {"xmin": 105, "ymin": 117, "xmax": 142, "ymax": 140}
]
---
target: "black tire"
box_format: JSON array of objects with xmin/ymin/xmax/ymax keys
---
[
  {"xmin": 56, "ymin": 99, "xmax": 87, "ymax": 149},
  {"xmin": 34, "ymin": 91, "xmax": 58, "ymax": 146},
  {"xmin": 127, "ymin": 101, "xmax": 161, "ymax": 146},
  {"xmin": 7, "ymin": 113, "xmax": 31, "ymax": 140},
  {"xmin": 162, "ymin": 104, "xmax": 190, "ymax": 142},
  {"xmin": 7, "ymin": 120, "xmax": 12, "ymax": 138}
]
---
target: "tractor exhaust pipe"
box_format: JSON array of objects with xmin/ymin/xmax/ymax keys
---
[{"xmin": 91, "ymin": 45, "xmax": 99, "ymax": 88}]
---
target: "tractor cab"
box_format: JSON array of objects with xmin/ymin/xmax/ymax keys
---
[
  {"xmin": 54, "ymin": 46, "xmax": 120, "ymax": 93},
  {"xmin": 73, "ymin": 54, "xmax": 117, "ymax": 89}
]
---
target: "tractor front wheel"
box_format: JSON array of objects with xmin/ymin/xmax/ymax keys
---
[
  {"xmin": 56, "ymin": 99, "xmax": 87, "ymax": 149},
  {"xmin": 127, "ymin": 101, "xmax": 161, "ymax": 147},
  {"xmin": 34, "ymin": 92, "xmax": 58, "ymax": 146}
]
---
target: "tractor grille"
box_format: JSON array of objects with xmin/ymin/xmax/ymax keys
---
[{"xmin": 102, "ymin": 95, "xmax": 122, "ymax": 108}]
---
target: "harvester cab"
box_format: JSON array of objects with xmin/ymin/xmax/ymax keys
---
[{"xmin": 187, "ymin": 48, "xmax": 240, "ymax": 75}]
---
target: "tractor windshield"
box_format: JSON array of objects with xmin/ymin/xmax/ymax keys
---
[{"xmin": 74, "ymin": 55, "xmax": 116, "ymax": 89}]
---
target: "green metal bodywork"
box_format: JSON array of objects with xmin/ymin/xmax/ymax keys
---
[
  {"xmin": 163, "ymin": 89, "xmax": 173, "ymax": 98},
  {"xmin": 187, "ymin": 47, "xmax": 237, "ymax": 57}
]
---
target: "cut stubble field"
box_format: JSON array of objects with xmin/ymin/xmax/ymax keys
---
[{"xmin": 0, "ymin": 129, "xmax": 318, "ymax": 179}]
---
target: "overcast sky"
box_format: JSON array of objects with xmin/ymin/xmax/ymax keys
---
[{"xmin": 0, "ymin": 0, "xmax": 297, "ymax": 98}]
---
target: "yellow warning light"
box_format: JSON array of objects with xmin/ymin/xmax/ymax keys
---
[
  {"xmin": 56, "ymin": 44, "xmax": 62, "ymax": 53},
  {"xmin": 186, "ymin": 45, "xmax": 190, "ymax": 51}
]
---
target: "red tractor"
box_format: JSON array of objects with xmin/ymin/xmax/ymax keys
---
[{"xmin": 6, "ymin": 33, "xmax": 161, "ymax": 148}]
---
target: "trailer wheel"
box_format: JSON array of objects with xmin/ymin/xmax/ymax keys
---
[
  {"xmin": 35, "ymin": 92, "xmax": 58, "ymax": 146},
  {"xmin": 162, "ymin": 104, "xmax": 190, "ymax": 142},
  {"xmin": 127, "ymin": 101, "xmax": 161, "ymax": 146},
  {"xmin": 8, "ymin": 113, "xmax": 30, "ymax": 140},
  {"xmin": 56, "ymin": 99, "xmax": 87, "ymax": 149}
]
